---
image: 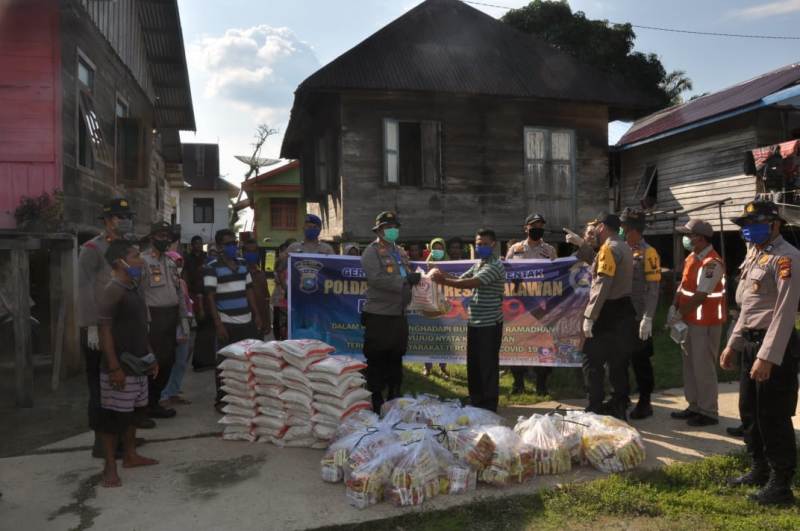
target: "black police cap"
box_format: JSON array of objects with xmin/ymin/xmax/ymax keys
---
[
  {"xmin": 731, "ymin": 199, "xmax": 784, "ymax": 226},
  {"xmin": 372, "ymin": 211, "xmax": 401, "ymax": 231},
  {"xmin": 99, "ymin": 197, "xmax": 134, "ymax": 219}
]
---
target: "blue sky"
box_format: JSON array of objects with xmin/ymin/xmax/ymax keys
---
[{"xmin": 177, "ymin": 0, "xmax": 800, "ymax": 183}]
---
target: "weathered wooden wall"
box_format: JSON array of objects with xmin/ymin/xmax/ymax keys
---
[
  {"xmin": 320, "ymin": 91, "xmax": 610, "ymax": 242},
  {"xmin": 619, "ymin": 113, "xmax": 760, "ymax": 235},
  {"xmin": 61, "ymin": 1, "xmax": 165, "ymax": 237}
]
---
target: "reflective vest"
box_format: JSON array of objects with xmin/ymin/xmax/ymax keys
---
[{"xmin": 677, "ymin": 248, "xmax": 727, "ymax": 326}]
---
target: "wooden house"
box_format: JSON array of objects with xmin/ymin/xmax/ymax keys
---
[
  {"xmin": 242, "ymin": 160, "xmax": 306, "ymax": 247},
  {"xmin": 280, "ymin": 0, "xmax": 656, "ymax": 243},
  {"xmin": 615, "ymin": 62, "xmax": 800, "ymax": 268}
]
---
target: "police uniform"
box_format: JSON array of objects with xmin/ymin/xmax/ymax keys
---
[
  {"xmin": 620, "ymin": 208, "xmax": 662, "ymax": 418},
  {"xmin": 582, "ymin": 213, "xmax": 636, "ymax": 419},
  {"xmin": 288, "ymin": 213, "xmax": 335, "ymax": 255},
  {"xmin": 140, "ymin": 221, "xmax": 187, "ymax": 413},
  {"xmin": 505, "ymin": 213, "xmax": 557, "ymax": 395},
  {"xmin": 360, "ymin": 211, "xmax": 417, "ymax": 412},
  {"xmin": 674, "ymin": 219, "xmax": 726, "ymax": 423},
  {"xmin": 726, "ymin": 201, "xmax": 800, "ymax": 505},
  {"xmin": 77, "ymin": 198, "xmax": 133, "ymax": 434}
]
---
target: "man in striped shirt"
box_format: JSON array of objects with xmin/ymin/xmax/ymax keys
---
[
  {"xmin": 205, "ymin": 229, "xmax": 263, "ymax": 410},
  {"xmin": 432, "ymin": 229, "xmax": 506, "ymax": 411}
]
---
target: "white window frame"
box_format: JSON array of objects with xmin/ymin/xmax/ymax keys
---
[
  {"xmin": 383, "ymin": 118, "xmax": 442, "ymax": 188},
  {"xmin": 523, "ymin": 126, "xmax": 577, "ymax": 226},
  {"xmin": 383, "ymin": 119, "xmax": 400, "ymax": 185}
]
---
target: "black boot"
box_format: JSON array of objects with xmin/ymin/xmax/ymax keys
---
[
  {"xmin": 728, "ymin": 460, "xmax": 769, "ymax": 488},
  {"xmin": 629, "ymin": 397, "xmax": 653, "ymax": 420},
  {"xmin": 605, "ymin": 400, "xmax": 627, "ymax": 422},
  {"xmin": 535, "ymin": 372, "xmax": 549, "ymax": 397},
  {"xmin": 749, "ymin": 470, "xmax": 795, "ymax": 506}
]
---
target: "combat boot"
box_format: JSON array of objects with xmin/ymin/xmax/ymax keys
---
[
  {"xmin": 749, "ymin": 470, "xmax": 795, "ymax": 506},
  {"xmin": 727, "ymin": 460, "xmax": 769, "ymax": 487},
  {"xmin": 629, "ymin": 397, "xmax": 653, "ymax": 420}
]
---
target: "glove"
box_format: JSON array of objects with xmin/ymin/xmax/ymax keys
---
[
  {"xmin": 666, "ymin": 306, "xmax": 680, "ymax": 327},
  {"xmin": 582, "ymin": 318, "xmax": 594, "ymax": 338},
  {"xmin": 639, "ymin": 316, "xmax": 653, "ymax": 341},
  {"xmin": 564, "ymin": 229, "xmax": 584, "ymax": 247},
  {"xmin": 406, "ymin": 272, "xmax": 422, "ymax": 286},
  {"xmin": 87, "ymin": 325, "xmax": 100, "ymax": 350}
]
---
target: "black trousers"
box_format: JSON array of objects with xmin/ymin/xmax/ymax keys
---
[
  {"xmin": 362, "ymin": 312, "xmax": 407, "ymax": 413},
  {"xmin": 582, "ymin": 297, "xmax": 636, "ymax": 410},
  {"xmin": 81, "ymin": 328, "xmax": 101, "ymax": 431},
  {"xmin": 192, "ymin": 315, "xmax": 217, "ymax": 369},
  {"xmin": 511, "ymin": 366, "xmax": 552, "ymax": 390},
  {"xmin": 215, "ymin": 321, "xmax": 260, "ymax": 402},
  {"xmin": 631, "ymin": 336, "xmax": 655, "ymax": 400},
  {"xmin": 148, "ymin": 306, "xmax": 178, "ymax": 408},
  {"xmin": 740, "ymin": 330, "xmax": 799, "ymax": 475},
  {"xmin": 467, "ymin": 322, "xmax": 504, "ymax": 412}
]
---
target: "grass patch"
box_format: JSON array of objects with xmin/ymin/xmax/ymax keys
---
[
  {"xmin": 316, "ymin": 451, "xmax": 800, "ymax": 531},
  {"xmin": 403, "ymin": 301, "xmax": 738, "ymax": 405}
]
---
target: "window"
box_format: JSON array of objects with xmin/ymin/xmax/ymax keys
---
[
  {"xmin": 116, "ymin": 117, "xmax": 146, "ymax": 186},
  {"xmin": 78, "ymin": 91, "xmax": 113, "ymax": 169},
  {"xmin": 195, "ymin": 146, "xmax": 205, "ymax": 177},
  {"xmin": 271, "ymin": 198, "xmax": 298, "ymax": 230},
  {"xmin": 383, "ymin": 119, "xmax": 441, "ymax": 187},
  {"xmin": 114, "ymin": 96, "xmax": 129, "ymax": 183},
  {"xmin": 524, "ymin": 127, "xmax": 575, "ymax": 224},
  {"xmin": 78, "ymin": 56, "xmax": 94, "ymax": 92},
  {"xmin": 193, "ymin": 198, "xmax": 214, "ymax": 224},
  {"xmin": 635, "ymin": 165, "xmax": 658, "ymax": 209},
  {"xmin": 316, "ymin": 136, "xmax": 328, "ymax": 192},
  {"xmin": 115, "ymin": 97, "xmax": 129, "ymax": 119}
]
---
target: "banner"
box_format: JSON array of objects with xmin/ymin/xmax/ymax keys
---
[{"xmin": 288, "ymin": 255, "xmax": 591, "ymax": 366}]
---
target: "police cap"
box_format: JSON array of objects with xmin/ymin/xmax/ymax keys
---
[
  {"xmin": 730, "ymin": 199, "xmax": 784, "ymax": 226},
  {"xmin": 149, "ymin": 220, "xmax": 172, "ymax": 237},
  {"xmin": 99, "ymin": 198, "xmax": 134, "ymax": 220},
  {"xmin": 619, "ymin": 207, "xmax": 646, "ymax": 231},
  {"xmin": 592, "ymin": 212, "xmax": 621, "ymax": 231},
  {"xmin": 372, "ymin": 211, "xmax": 401, "ymax": 231},
  {"xmin": 525, "ymin": 213, "xmax": 546, "ymax": 225}
]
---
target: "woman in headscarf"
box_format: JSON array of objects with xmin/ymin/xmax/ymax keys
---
[
  {"xmin": 343, "ymin": 243, "xmax": 361, "ymax": 256},
  {"xmin": 423, "ymin": 237, "xmax": 451, "ymax": 380}
]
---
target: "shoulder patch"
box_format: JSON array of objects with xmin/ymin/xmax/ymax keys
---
[
  {"xmin": 778, "ymin": 256, "xmax": 792, "ymax": 280},
  {"xmin": 596, "ymin": 243, "xmax": 616, "ymax": 277},
  {"xmin": 83, "ymin": 241, "xmax": 97, "ymax": 250},
  {"xmin": 758, "ymin": 254, "xmax": 771, "ymax": 266}
]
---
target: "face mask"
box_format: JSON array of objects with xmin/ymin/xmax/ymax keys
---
[
  {"xmin": 618, "ymin": 227, "xmax": 626, "ymax": 239},
  {"xmin": 244, "ymin": 251, "xmax": 259, "ymax": 264},
  {"xmin": 121, "ymin": 260, "xmax": 142, "ymax": 281},
  {"xmin": 431, "ymin": 249, "xmax": 445, "ymax": 261},
  {"xmin": 304, "ymin": 227, "xmax": 321, "ymax": 241},
  {"xmin": 528, "ymin": 228, "xmax": 544, "ymax": 241},
  {"xmin": 116, "ymin": 218, "xmax": 133, "ymax": 234},
  {"xmin": 742, "ymin": 223, "xmax": 771, "ymax": 245},
  {"xmin": 223, "ymin": 243, "xmax": 238, "ymax": 259},
  {"xmin": 383, "ymin": 227, "xmax": 400, "ymax": 242},
  {"xmin": 682, "ymin": 235, "xmax": 693, "ymax": 251},
  {"xmin": 152, "ymin": 239, "xmax": 169, "ymax": 253},
  {"xmin": 475, "ymin": 245, "xmax": 493, "ymax": 259}
]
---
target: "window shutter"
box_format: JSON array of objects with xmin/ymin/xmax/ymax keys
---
[
  {"xmin": 316, "ymin": 136, "xmax": 328, "ymax": 193},
  {"xmin": 117, "ymin": 117, "xmax": 143, "ymax": 187},
  {"xmin": 421, "ymin": 121, "xmax": 441, "ymax": 188},
  {"xmin": 384, "ymin": 119, "xmax": 399, "ymax": 184},
  {"xmin": 79, "ymin": 91, "xmax": 113, "ymax": 167}
]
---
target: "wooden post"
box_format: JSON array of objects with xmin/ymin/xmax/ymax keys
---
[
  {"xmin": 718, "ymin": 202, "xmax": 727, "ymax": 266},
  {"xmin": 11, "ymin": 248, "xmax": 33, "ymax": 407},
  {"xmin": 51, "ymin": 298, "xmax": 65, "ymax": 391}
]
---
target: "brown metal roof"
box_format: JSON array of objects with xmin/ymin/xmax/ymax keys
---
[
  {"xmin": 618, "ymin": 62, "xmax": 800, "ymax": 147},
  {"xmin": 181, "ymin": 143, "xmax": 238, "ymax": 194}
]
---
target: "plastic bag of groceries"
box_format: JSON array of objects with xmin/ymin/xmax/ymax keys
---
[
  {"xmin": 333, "ymin": 409, "xmax": 380, "ymax": 441},
  {"xmin": 478, "ymin": 426, "xmax": 532, "ymax": 486},
  {"xmin": 345, "ymin": 441, "xmax": 407, "ymax": 509},
  {"xmin": 440, "ymin": 405, "xmax": 504, "ymax": 429},
  {"xmin": 554, "ymin": 410, "xmax": 591, "ymax": 463},
  {"xmin": 320, "ymin": 426, "xmax": 398, "ymax": 483},
  {"xmin": 408, "ymin": 269, "xmax": 451, "ymax": 317},
  {"xmin": 380, "ymin": 395, "xmax": 420, "ymax": 419},
  {"xmin": 386, "ymin": 435, "xmax": 452, "ymax": 506},
  {"xmin": 444, "ymin": 426, "xmax": 496, "ymax": 470},
  {"xmin": 514, "ymin": 415, "xmax": 571, "ymax": 475},
  {"xmin": 580, "ymin": 413, "xmax": 646, "ymax": 473}
]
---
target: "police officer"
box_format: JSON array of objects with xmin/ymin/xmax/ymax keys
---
[
  {"xmin": 78, "ymin": 198, "xmax": 148, "ymax": 455},
  {"xmin": 361, "ymin": 211, "xmax": 421, "ymax": 412},
  {"xmin": 722, "ymin": 200, "xmax": 800, "ymax": 506},
  {"xmin": 582, "ymin": 213, "xmax": 636, "ymax": 420},
  {"xmin": 140, "ymin": 221, "xmax": 188, "ymax": 419},
  {"xmin": 669, "ymin": 219, "xmax": 726, "ymax": 427},
  {"xmin": 565, "ymin": 221, "xmax": 598, "ymax": 264},
  {"xmin": 620, "ymin": 208, "xmax": 661, "ymax": 419},
  {"xmin": 287, "ymin": 214, "xmax": 335, "ymax": 255},
  {"xmin": 506, "ymin": 213, "xmax": 557, "ymax": 395}
]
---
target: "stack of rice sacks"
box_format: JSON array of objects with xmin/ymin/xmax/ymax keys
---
[
  {"xmin": 217, "ymin": 339, "xmax": 262, "ymax": 442},
  {"xmin": 249, "ymin": 341, "xmax": 290, "ymax": 443},
  {"xmin": 307, "ymin": 355, "xmax": 372, "ymax": 444}
]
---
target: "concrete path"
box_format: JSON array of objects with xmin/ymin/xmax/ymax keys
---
[{"xmin": 0, "ymin": 371, "xmax": 791, "ymax": 531}]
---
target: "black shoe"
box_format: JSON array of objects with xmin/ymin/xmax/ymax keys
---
[
  {"xmin": 136, "ymin": 417, "xmax": 156, "ymax": 430},
  {"xmin": 726, "ymin": 424, "xmax": 746, "ymax": 437},
  {"xmin": 687, "ymin": 414, "xmax": 719, "ymax": 427},
  {"xmin": 670, "ymin": 408, "xmax": 696, "ymax": 420},
  {"xmin": 728, "ymin": 461, "xmax": 769, "ymax": 488},
  {"xmin": 609, "ymin": 401, "xmax": 628, "ymax": 422},
  {"xmin": 148, "ymin": 405, "xmax": 177, "ymax": 419},
  {"xmin": 749, "ymin": 472, "xmax": 796, "ymax": 506},
  {"xmin": 629, "ymin": 400, "xmax": 653, "ymax": 420}
]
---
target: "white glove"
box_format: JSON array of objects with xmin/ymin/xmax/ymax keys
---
[
  {"xmin": 564, "ymin": 228, "xmax": 584, "ymax": 247},
  {"xmin": 87, "ymin": 325, "xmax": 100, "ymax": 350},
  {"xmin": 639, "ymin": 316, "xmax": 653, "ymax": 341},
  {"xmin": 181, "ymin": 318, "xmax": 190, "ymax": 336},
  {"xmin": 582, "ymin": 318, "xmax": 594, "ymax": 338}
]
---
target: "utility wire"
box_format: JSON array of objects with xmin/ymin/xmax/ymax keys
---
[{"xmin": 464, "ymin": 0, "xmax": 800, "ymax": 40}]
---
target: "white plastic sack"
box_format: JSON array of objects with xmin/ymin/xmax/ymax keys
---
[
  {"xmin": 281, "ymin": 340, "xmax": 334, "ymax": 371},
  {"xmin": 255, "ymin": 396, "xmax": 284, "ymax": 410},
  {"xmin": 221, "ymin": 404, "xmax": 258, "ymax": 419},
  {"xmin": 249, "ymin": 340, "xmax": 285, "ymax": 358},
  {"xmin": 280, "ymin": 389, "xmax": 313, "ymax": 409},
  {"xmin": 220, "ymin": 370, "xmax": 254, "ymax": 384},
  {"xmin": 314, "ymin": 388, "xmax": 372, "ymax": 411},
  {"xmin": 221, "ymin": 385, "xmax": 257, "ymax": 399},
  {"xmin": 408, "ymin": 269, "xmax": 449, "ymax": 315},
  {"xmin": 286, "ymin": 416, "xmax": 312, "ymax": 428},
  {"xmin": 254, "ymin": 384, "xmax": 284, "ymax": 398},
  {"xmin": 252, "ymin": 415, "xmax": 286, "ymax": 430},
  {"xmin": 313, "ymin": 400, "xmax": 372, "ymax": 421},
  {"xmin": 217, "ymin": 358, "xmax": 253, "ymax": 373},
  {"xmin": 217, "ymin": 339, "xmax": 264, "ymax": 360},
  {"xmin": 218, "ymin": 415, "xmax": 252, "ymax": 427},
  {"xmin": 250, "ymin": 355, "xmax": 285, "ymax": 371},
  {"xmin": 308, "ymin": 376, "xmax": 365, "ymax": 396},
  {"xmin": 283, "ymin": 424, "xmax": 313, "ymax": 441},
  {"xmin": 313, "ymin": 423, "xmax": 337, "ymax": 441},
  {"xmin": 221, "ymin": 394, "xmax": 257, "ymax": 409},
  {"xmin": 308, "ymin": 356, "xmax": 366, "ymax": 376}
]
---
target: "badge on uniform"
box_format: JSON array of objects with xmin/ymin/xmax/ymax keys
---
[
  {"xmin": 758, "ymin": 255, "xmax": 770, "ymax": 266},
  {"xmin": 752, "ymin": 281, "xmax": 760, "ymax": 293},
  {"xmin": 778, "ymin": 257, "xmax": 792, "ymax": 280},
  {"xmin": 150, "ymin": 265, "xmax": 161, "ymax": 284}
]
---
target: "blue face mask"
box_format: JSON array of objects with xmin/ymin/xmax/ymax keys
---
[
  {"xmin": 244, "ymin": 251, "xmax": 259, "ymax": 264},
  {"xmin": 741, "ymin": 223, "xmax": 771, "ymax": 245},
  {"xmin": 223, "ymin": 243, "xmax": 238, "ymax": 259},
  {"xmin": 475, "ymin": 245, "xmax": 493, "ymax": 259},
  {"xmin": 431, "ymin": 249, "xmax": 445, "ymax": 261},
  {"xmin": 121, "ymin": 260, "xmax": 142, "ymax": 281},
  {"xmin": 304, "ymin": 227, "xmax": 321, "ymax": 241}
]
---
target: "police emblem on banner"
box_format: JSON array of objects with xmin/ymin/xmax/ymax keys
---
[
  {"xmin": 295, "ymin": 260, "xmax": 324, "ymax": 294},
  {"xmin": 568, "ymin": 263, "xmax": 592, "ymax": 294}
]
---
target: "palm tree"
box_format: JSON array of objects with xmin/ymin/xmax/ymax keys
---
[{"xmin": 661, "ymin": 70, "xmax": 694, "ymax": 106}]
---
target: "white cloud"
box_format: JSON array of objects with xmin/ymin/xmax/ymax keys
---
[{"xmin": 728, "ymin": 0, "xmax": 800, "ymax": 19}]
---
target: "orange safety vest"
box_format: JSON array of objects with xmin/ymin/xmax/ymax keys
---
[{"xmin": 677, "ymin": 249, "xmax": 727, "ymax": 326}]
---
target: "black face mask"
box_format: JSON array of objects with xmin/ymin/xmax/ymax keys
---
[
  {"xmin": 152, "ymin": 239, "xmax": 169, "ymax": 253},
  {"xmin": 528, "ymin": 228, "xmax": 544, "ymax": 241}
]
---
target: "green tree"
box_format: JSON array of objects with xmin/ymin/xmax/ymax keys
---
[{"xmin": 502, "ymin": 1, "xmax": 690, "ymax": 110}]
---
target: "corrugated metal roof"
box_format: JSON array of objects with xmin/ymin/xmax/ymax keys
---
[{"xmin": 618, "ymin": 63, "xmax": 800, "ymax": 147}]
